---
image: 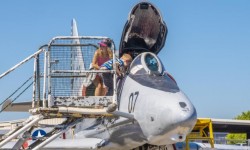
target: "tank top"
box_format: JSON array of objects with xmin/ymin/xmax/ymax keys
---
[{"xmin": 97, "ymin": 56, "xmax": 110, "ymax": 67}]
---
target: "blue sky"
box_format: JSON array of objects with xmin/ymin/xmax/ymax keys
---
[{"xmin": 0, "ymin": 0, "xmax": 250, "ymax": 121}]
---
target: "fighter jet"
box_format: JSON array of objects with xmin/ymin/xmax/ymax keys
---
[{"xmin": 0, "ymin": 2, "xmax": 197, "ymax": 150}]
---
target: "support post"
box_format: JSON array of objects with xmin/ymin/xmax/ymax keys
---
[
  {"xmin": 43, "ymin": 51, "xmax": 48, "ymax": 108},
  {"xmin": 32, "ymin": 55, "xmax": 38, "ymax": 108}
]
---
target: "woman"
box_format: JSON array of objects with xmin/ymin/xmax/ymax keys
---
[{"xmin": 92, "ymin": 39, "xmax": 113, "ymax": 96}]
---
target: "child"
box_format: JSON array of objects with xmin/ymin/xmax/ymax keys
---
[{"xmin": 100, "ymin": 53, "xmax": 132, "ymax": 96}]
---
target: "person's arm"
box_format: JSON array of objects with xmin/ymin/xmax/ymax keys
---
[
  {"xmin": 92, "ymin": 51, "xmax": 100, "ymax": 69},
  {"xmin": 107, "ymin": 48, "xmax": 113, "ymax": 59},
  {"xmin": 115, "ymin": 62, "xmax": 123, "ymax": 76}
]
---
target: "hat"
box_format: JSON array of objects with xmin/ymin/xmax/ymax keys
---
[{"xmin": 98, "ymin": 40, "xmax": 108, "ymax": 47}]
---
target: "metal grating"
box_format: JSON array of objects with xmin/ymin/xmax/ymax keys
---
[{"xmin": 48, "ymin": 37, "xmax": 114, "ymax": 97}]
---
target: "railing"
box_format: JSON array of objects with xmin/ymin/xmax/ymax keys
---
[
  {"xmin": 1, "ymin": 36, "xmax": 118, "ymax": 114},
  {"xmin": 0, "ymin": 36, "xmax": 120, "ymax": 149},
  {"xmin": 42, "ymin": 36, "xmax": 117, "ymax": 110},
  {"xmin": 0, "ymin": 46, "xmax": 46, "ymax": 112}
]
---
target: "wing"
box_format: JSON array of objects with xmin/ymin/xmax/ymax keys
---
[
  {"xmin": 1, "ymin": 138, "xmax": 105, "ymax": 149},
  {"xmin": 0, "ymin": 119, "xmax": 26, "ymax": 138},
  {"xmin": 191, "ymin": 117, "xmax": 250, "ymax": 135},
  {"xmin": 211, "ymin": 118, "xmax": 250, "ymax": 133},
  {"xmin": 1, "ymin": 99, "xmax": 32, "ymax": 112},
  {"xmin": 44, "ymin": 138, "xmax": 105, "ymax": 149}
]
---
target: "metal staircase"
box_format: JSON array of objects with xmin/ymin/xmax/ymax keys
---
[{"xmin": 0, "ymin": 36, "xmax": 119, "ymax": 149}]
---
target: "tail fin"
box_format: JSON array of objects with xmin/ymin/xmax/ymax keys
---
[
  {"xmin": 71, "ymin": 18, "xmax": 79, "ymax": 36},
  {"xmin": 70, "ymin": 19, "xmax": 85, "ymax": 96}
]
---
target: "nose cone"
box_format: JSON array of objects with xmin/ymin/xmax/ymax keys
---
[{"xmin": 141, "ymin": 91, "xmax": 197, "ymax": 145}]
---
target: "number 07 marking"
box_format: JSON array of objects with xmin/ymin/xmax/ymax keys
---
[{"xmin": 128, "ymin": 91, "xmax": 139, "ymax": 113}]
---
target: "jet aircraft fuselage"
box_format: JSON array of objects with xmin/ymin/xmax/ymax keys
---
[
  {"xmin": 0, "ymin": 2, "xmax": 197, "ymax": 150},
  {"xmin": 73, "ymin": 52, "xmax": 197, "ymax": 150}
]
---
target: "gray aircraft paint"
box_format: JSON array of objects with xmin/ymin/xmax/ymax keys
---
[
  {"xmin": 0, "ymin": 2, "xmax": 197, "ymax": 149},
  {"xmin": 69, "ymin": 52, "xmax": 196, "ymax": 150}
]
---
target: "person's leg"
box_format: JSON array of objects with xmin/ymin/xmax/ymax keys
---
[
  {"xmin": 101, "ymin": 87, "xmax": 107, "ymax": 96},
  {"xmin": 93, "ymin": 76, "xmax": 104, "ymax": 96},
  {"xmin": 102, "ymin": 73, "xmax": 113, "ymax": 96},
  {"xmin": 81, "ymin": 86, "xmax": 87, "ymax": 96}
]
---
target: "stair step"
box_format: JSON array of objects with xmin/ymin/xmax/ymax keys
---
[{"xmin": 53, "ymin": 96, "xmax": 113, "ymax": 107}]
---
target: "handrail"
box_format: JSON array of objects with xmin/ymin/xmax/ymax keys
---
[
  {"xmin": 0, "ymin": 76, "xmax": 33, "ymax": 106},
  {"xmin": 51, "ymin": 70, "xmax": 114, "ymax": 73},
  {"xmin": 0, "ymin": 48, "xmax": 45, "ymax": 80}
]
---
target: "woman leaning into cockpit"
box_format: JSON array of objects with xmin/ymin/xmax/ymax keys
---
[{"xmin": 92, "ymin": 39, "xmax": 113, "ymax": 96}]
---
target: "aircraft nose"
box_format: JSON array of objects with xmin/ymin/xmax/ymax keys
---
[
  {"xmin": 145, "ymin": 91, "xmax": 197, "ymax": 145},
  {"xmin": 173, "ymin": 99, "xmax": 197, "ymax": 128}
]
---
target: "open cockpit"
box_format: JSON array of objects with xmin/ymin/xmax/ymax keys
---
[{"xmin": 129, "ymin": 52, "xmax": 179, "ymax": 93}]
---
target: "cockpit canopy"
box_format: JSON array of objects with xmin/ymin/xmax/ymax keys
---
[
  {"xmin": 119, "ymin": 2, "xmax": 167, "ymax": 59},
  {"xmin": 130, "ymin": 52, "xmax": 163, "ymax": 75},
  {"xmin": 129, "ymin": 52, "xmax": 179, "ymax": 93}
]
